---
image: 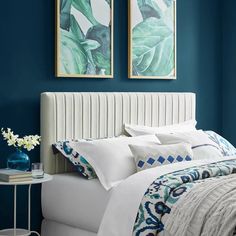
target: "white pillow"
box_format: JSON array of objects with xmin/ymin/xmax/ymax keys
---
[
  {"xmin": 125, "ymin": 119, "xmax": 197, "ymax": 137},
  {"xmin": 205, "ymin": 131, "xmax": 236, "ymax": 156},
  {"xmin": 69, "ymin": 135, "xmax": 160, "ymax": 190},
  {"xmin": 156, "ymin": 130, "xmax": 223, "ymax": 160},
  {"xmin": 129, "ymin": 143, "xmax": 193, "ymax": 172}
]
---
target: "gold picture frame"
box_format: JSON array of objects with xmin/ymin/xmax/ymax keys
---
[
  {"xmin": 56, "ymin": 0, "xmax": 114, "ymax": 78},
  {"xmin": 128, "ymin": 0, "xmax": 177, "ymax": 79}
]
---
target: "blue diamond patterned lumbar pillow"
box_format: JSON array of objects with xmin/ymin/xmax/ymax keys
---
[
  {"xmin": 176, "ymin": 155, "xmax": 183, "ymax": 162},
  {"xmin": 157, "ymin": 156, "xmax": 165, "ymax": 164},
  {"xmin": 137, "ymin": 160, "xmax": 145, "ymax": 168},
  {"xmin": 167, "ymin": 155, "xmax": 175, "ymax": 163},
  {"xmin": 147, "ymin": 157, "xmax": 155, "ymax": 165},
  {"xmin": 52, "ymin": 141, "xmax": 97, "ymax": 179},
  {"xmin": 129, "ymin": 143, "xmax": 193, "ymax": 172},
  {"xmin": 205, "ymin": 131, "xmax": 236, "ymax": 156}
]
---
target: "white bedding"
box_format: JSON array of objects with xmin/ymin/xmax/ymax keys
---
[
  {"xmin": 42, "ymin": 173, "xmax": 111, "ymax": 233},
  {"xmin": 41, "ymin": 219, "xmax": 96, "ymax": 236},
  {"xmin": 98, "ymin": 156, "xmax": 236, "ymax": 236}
]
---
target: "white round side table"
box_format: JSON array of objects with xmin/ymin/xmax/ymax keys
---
[{"xmin": 0, "ymin": 174, "xmax": 53, "ymax": 236}]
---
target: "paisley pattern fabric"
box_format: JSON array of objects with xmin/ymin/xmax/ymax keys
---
[
  {"xmin": 52, "ymin": 141, "xmax": 97, "ymax": 179},
  {"xmin": 205, "ymin": 131, "xmax": 236, "ymax": 156},
  {"xmin": 133, "ymin": 159, "xmax": 236, "ymax": 236}
]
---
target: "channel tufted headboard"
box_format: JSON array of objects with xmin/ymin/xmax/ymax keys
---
[{"xmin": 40, "ymin": 92, "xmax": 196, "ymax": 174}]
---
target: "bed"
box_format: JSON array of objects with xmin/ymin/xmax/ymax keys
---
[{"xmin": 40, "ymin": 92, "xmax": 197, "ymax": 236}]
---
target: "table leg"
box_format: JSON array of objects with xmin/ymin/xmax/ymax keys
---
[
  {"xmin": 14, "ymin": 185, "xmax": 17, "ymax": 236},
  {"xmin": 28, "ymin": 185, "xmax": 31, "ymax": 231},
  {"xmin": 28, "ymin": 185, "xmax": 41, "ymax": 236}
]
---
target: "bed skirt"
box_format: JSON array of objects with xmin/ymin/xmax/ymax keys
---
[{"xmin": 41, "ymin": 219, "xmax": 97, "ymax": 236}]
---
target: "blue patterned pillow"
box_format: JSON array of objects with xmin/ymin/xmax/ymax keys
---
[
  {"xmin": 52, "ymin": 141, "xmax": 97, "ymax": 179},
  {"xmin": 129, "ymin": 143, "xmax": 193, "ymax": 172},
  {"xmin": 205, "ymin": 131, "xmax": 236, "ymax": 156}
]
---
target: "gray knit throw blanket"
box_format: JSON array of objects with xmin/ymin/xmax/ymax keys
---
[{"xmin": 163, "ymin": 175, "xmax": 236, "ymax": 236}]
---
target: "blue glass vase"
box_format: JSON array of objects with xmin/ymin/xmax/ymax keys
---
[{"xmin": 7, "ymin": 149, "xmax": 30, "ymax": 171}]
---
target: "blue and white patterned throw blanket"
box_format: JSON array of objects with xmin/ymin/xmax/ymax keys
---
[{"xmin": 133, "ymin": 159, "xmax": 236, "ymax": 236}]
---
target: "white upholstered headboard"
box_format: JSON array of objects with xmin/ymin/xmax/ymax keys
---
[{"xmin": 40, "ymin": 92, "xmax": 196, "ymax": 174}]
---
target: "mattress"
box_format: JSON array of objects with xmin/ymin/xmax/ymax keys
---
[{"xmin": 42, "ymin": 173, "xmax": 111, "ymax": 233}]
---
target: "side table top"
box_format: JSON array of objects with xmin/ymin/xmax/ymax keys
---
[{"xmin": 0, "ymin": 173, "xmax": 53, "ymax": 186}]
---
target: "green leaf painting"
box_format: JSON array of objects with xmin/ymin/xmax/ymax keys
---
[
  {"xmin": 86, "ymin": 25, "xmax": 111, "ymax": 74},
  {"xmin": 70, "ymin": 15, "xmax": 84, "ymax": 41},
  {"xmin": 60, "ymin": 29, "xmax": 87, "ymax": 74},
  {"xmin": 58, "ymin": 0, "xmax": 112, "ymax": 77},
  {"xmin": 131, "ymin": 0, "xmax": 176, "ymax": 78},
  {"xmin": 137, "ymin": 0, "xmax": 163, "ymax": 19},
  {"xmin": 72, "ymin": 0, "xmax": 98, "ymax": 26},
  {"xmin": 60, "ymin": 0, "xmax": 72, "ymax": 30}
]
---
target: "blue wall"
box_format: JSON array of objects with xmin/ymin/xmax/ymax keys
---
[
  {"xmin": 222, "ymin": 0, "xmax": 236, "ymax": 145},
  {"xmin": 0, "ymin": 0, "xmax": 222, "ymax": 232}
]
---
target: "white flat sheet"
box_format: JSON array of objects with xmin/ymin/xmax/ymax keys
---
[{"xmin": 42, "ymin": 173, "xmax": 111, "ymax": 233}]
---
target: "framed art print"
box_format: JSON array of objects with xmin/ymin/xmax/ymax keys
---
[
  {"xmin": 56, "ymin": 0, "xmax": 113, "ymax": 78},
  {"xmin": 128, "ymin": 0, "xmax": 176, "ymax": 79}
]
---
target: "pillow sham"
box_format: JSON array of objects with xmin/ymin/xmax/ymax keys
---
[
  {"xmin": 156, "ymin": 130, "xmax": 223, "ymax": 160},
  {"xmin": 205, "ymin": 131, "xmax": 236, "ymax": 156},
  {"xmin": 69, "ymin": 135, "xmax": 160, "ymax": 190},
  {"xmin": 125, "ymin": 119, "xmax": 197, "ymax": 137},
  {"xmin": 52, "ymin": 141, "xmax": 97, "ymax": 179},
  {"xmin": 129, "ymin": 143, "xmax": 193, "ymax": 172}
]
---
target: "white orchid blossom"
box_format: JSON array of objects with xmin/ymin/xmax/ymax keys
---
[
  {"xmin": 16, "ymin": 138, "xmax": 25, "ymax": 147},
  {"xmin": 1, "ymin": 128, "xmax": 41, "ymax": 151}
]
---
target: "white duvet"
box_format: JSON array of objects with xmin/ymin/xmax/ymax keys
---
[{"xmin": 98, "ymin": 156, "xmax": 236, "ymax": 236}]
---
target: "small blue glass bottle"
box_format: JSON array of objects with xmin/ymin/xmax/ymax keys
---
[{"xmin": 7, "ymin": 149, "xmax": 30, "ymax": 171}]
